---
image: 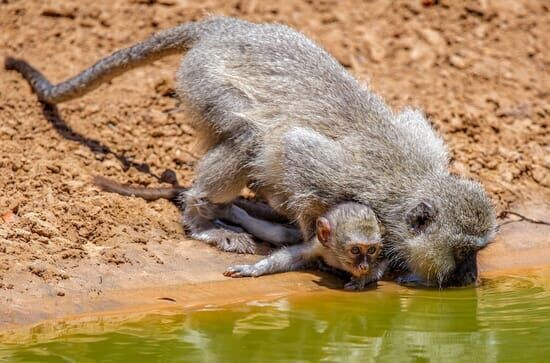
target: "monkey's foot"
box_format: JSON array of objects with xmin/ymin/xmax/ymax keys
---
[
  {"xmin": 344, "ymin": 277, "xmax": 376, "ymax": 291},
  {"xmin": 223, "ymin": 264, "xmax": 264, "ymax": 278},
  {"xmin": 191, "ymin": 229, "xmax": 256, "ymax": 254}
]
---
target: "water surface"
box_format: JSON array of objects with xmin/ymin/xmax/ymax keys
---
[{"xmin": 1, "ymin": 269, "xmax": 549, "ymax": 362}]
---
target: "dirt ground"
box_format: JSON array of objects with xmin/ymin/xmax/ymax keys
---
[{"xmin": 0, "ymin": 0, "xmax": 549, "ymax": 327}]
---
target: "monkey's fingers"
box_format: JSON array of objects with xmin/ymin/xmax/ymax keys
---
[
  {"xmin": 344, "ymin": 281, "xmax": 364, "ymax": 291},
  {"xmin": 223, "ymin": 265, "xmax": 258, "ymax": 278},
  {"xmin": 222, "ymin": 270, "xmax": 244, "ymax": 278}
]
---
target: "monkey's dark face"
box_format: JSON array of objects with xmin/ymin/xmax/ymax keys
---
[
  {"xmin": 399, "ymin": 178, "xmax": 497, "ymax": 287},
  {"xmin": 344, "ymin": 242, "xmax": 383, "ymax": 278},
  {"xmin": 316, "ymin": 202, "xmax": 387, "ymax": 279}
]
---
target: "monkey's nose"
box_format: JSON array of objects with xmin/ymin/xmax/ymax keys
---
[{"xmin": 358, "ymin": 262, "xmax": 369, "ymax": 272}]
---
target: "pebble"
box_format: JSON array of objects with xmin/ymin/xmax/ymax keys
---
[{"xmin": 449, "ymin": 54, "xmax": 468, "ymax": 69}]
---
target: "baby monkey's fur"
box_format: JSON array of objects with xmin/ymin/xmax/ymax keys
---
[
  {"xmin": 94, "ymin": 177, "xmax": 387, "ymax": 289},
  {"xmin": 6, "ymin": 16, "xmax": 497, "ymax": 287},
  {"xmin": 225, "ymin": 202, "xmax": 387, "ymax": 290}
]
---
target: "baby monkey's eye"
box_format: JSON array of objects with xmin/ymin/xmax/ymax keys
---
[
  {"xmin": 351, "ymin": 246, "xmax": 361, "ymax": 255},
  {"xmin": 367, "ymin": 246, "xmax": 377, "ymax": 255}
]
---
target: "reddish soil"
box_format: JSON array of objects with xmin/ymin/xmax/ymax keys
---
[{"xmin": 0, "ymin": 0, "xmax": 548, "ymax": 327}]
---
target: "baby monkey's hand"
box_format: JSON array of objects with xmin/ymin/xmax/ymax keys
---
[
  {"xmin": 344, "ymin": 276, "xmax": 377, "ymax": 291},
  {"xmin": 224, "ymin": 264, "xmax": 264, "ymax": 278}
]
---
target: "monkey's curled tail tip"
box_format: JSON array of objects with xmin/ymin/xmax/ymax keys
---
[{"xmin": 4, "ymin": 56, "xmax": 19, "ymax": 71}]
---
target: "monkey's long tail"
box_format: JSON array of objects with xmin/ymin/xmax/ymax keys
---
[
  {"xmin": 5, "ymin": 22, "xmax": 201, "ymax": 103},
  {"xmin": 93, "ymin": 176, "xmax": 187, "ymax": 202}
]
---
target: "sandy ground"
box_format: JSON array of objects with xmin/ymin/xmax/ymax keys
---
[{"xmin": 0, "ymin": 0, "xmax": 549, "ymax": 328}]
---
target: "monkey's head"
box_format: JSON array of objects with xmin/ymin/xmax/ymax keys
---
[
  {"xmin": 389, "ymin": 176, "xmax": 497, "ymax": 287},
  {"xmin": 316, "ymin": 202, "xmax": 386, "ymax": 280}
]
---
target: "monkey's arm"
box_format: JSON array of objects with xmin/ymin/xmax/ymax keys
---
[
  {"xmin": 217, "ymin": 204, "xmax": 302, "ymax": 246},
  {"xmin": 223, "ymin": 243, "xmax": 317, "ymax": 278},
  {"xmin": 278, "ymin": 128, "xmax": 363, "ymax": 207}
]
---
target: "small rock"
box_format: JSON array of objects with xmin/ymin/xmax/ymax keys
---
[
  {"xmin": 40, "ymin": 4, "xmax": 77, "ymax": 19},
  {"xmin": 46, "ymin": 164, "xmax": 61, "ymax": 174},
  {"xmin": 500, "ymin": 169, "xmax": 514, "ymax": 183},
  {"xmin": 102, "ymin": 159, "xmax": 123, "ymax": 172},
  {"xmin": 57, "ymin": 291, "xmax": 66, "ymax": 297},
  {"xmin": 422, "ymin": 0, "xmax": 438, "ymax": 6},
  {"xmin": 449, "ymin": 54, "xmax": 468, "ymax": 69},
  {"xmin": 24, "ymin": 213, "xmax": 60, "ymax": 239},
  {"xmin": 29, "ymin": 261, "xmax": 47, "ymax": 278},
  {"xmin": 418, "ymin": 28, "xmax": 446, "ymax": 54},
  {"xmin": 0, "ymin": 126, "xmax": 16, "ymax": 137},
  {"xmin": 409, "ymin": 42, "xmax": 436, "ymax": 68},
  {"xmin": 486, "ymin": 0, "xmax": 527, "ymax": 16},
  {"xmin": 1, "ymin": 211, "xmax": 17, "ymax": 224},
  {"xmin": 473, "ymin": 25, "xmax": 487, "ymax": 39},
  {"xmin": 363, "ymin": 33, "xmax": 385, "ymax": 63}
]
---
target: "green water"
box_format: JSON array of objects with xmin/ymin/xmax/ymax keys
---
[{"xmin": 1, "ymin": 270, "xmax": 549, "ymax": 363}]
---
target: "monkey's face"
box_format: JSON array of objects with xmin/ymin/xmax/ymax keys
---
[
  {"xmin": 316, "ymin": 203, "xmax": 386, "ymax": 278},
  {"xmin": 344, "ymin": 242, "xmax": 384, "ymax": 278},
  {"xmin": 397, "ymin": 178, "xmax": 497, "ymax": 287}
]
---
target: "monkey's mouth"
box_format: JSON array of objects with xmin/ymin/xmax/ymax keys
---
[
  {"xmin": 443, "ymin": 252, "xmax": 479, "ymax": 287},
  {"xmin": 398, "ymin": 258, "xmax": 479, "ymax": 288},
  {"xmin": 351, "ymin": 266, "xmax": 370, "ymax": 278}
]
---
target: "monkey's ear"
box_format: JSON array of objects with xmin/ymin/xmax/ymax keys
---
[
  {"xmin": 378, "ymin": 223, "xmax": 386, "ymax": 236},
  {"xmin": 316, "ymin": 217, "xmax": 332, "ymax": 247},
  {"xmin": 406, "ymin": 201, "xmax": 436, "ymax": 234}
]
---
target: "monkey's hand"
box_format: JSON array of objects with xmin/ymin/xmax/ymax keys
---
[
  {"xmin": 224, "ymin": 245, "xmax": 308, "ymax": 278},
  {"xmin": 344, "ymin": 276, "xmax": 376, "ymax": 291},
  {"xmin": 223, "ymin": 263, "xmax": 266, "ymax": 278}
]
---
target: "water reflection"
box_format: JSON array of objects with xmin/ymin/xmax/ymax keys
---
[
  {"xmin": 1, "ymin": 270, "xmax": 549, "ymax": 362},
  {"xmin": 173, "ymin": 272, "xmax": 549, "ymax": 362}
]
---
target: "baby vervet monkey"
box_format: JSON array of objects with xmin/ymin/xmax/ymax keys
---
[
  {"xmin": 7, "ymin": 16, "xmax": 496, "ymax": 287},
  {"xmin": 94, "ymin": 177, "xmax": 387, "ymax": 289},
  {"xmin": 224, "ymin": 202, "xmax": 387, "ymax": 290}
]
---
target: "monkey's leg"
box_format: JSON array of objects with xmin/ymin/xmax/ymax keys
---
[
  {"xmin": 233, "ymin": 198, "xmax": 291, "ymax": 224},
  {"xmin": 215, "ymin": 204, "xmax": 302, "ymax": 246},
  {"xmin": 223, "ymin": 244, "xmax": 312, "ymax": 277},
  {"xmin": 182, "ymin": 143, "xmax": 255, "ymax": 254}
]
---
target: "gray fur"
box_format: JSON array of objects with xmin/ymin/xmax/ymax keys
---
[
  {"xmin": 93, "ymin": 176, "xmax": 386, "ymax": 288},
  {"xmin": 93, "ymin": 175, "xmax": 301, "ymax": 246},
  {"xmin": 216, "ymin": 204, "xmax": 302, "ymax": 246},
  {"xmin": 6, "ymin": 16, "xmax": 496, "ymax": 286},
  {"xmin": 224, "ymin": 202, "xmax": 387, "ymax": 290}
]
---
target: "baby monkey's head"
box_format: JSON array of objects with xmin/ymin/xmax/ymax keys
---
[{"xmin": 316, "ymin": 202, "xmax": 386, "ymax": 281}]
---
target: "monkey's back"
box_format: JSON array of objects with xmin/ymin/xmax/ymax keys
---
[
  {"xmin": 173, "ymin": 18, "xmax": 450, "ymax": 227},
  {"xmin": 175, "ymin": 17, "xmax": 390, "ymax": 140}
]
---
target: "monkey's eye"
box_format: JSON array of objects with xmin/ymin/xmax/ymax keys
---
[
  {"xmin": 351, "ymin": 246, "xmax": 361, "ymax": 255},
  {"xmin": 455, "ymin": 247, "xmax": 470, "ymax": 261},
  {"xmin": 367, "ymin": 246, "xmax": 377, "ymax": 255}
]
